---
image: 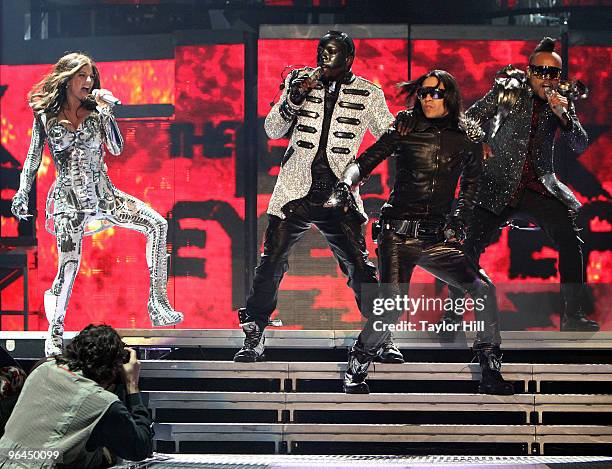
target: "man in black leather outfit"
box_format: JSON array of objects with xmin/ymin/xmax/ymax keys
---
[
  {"xmin": 234, "ymin": 31, "xmax": 401, "ymax": 363},
  {"xmin": 445, "ymin": 37, "xmax": 599, "ymax": 332},
  {"xmin": 328, "ymin": 70, "xmax": 514, "ymax": 395}
]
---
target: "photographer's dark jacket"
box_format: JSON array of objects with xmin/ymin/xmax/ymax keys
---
[
  {"xmin": 467, "ymin": 68, "xmax": 588, "ymax": 215},
  {"xmin": 356, "ymin": 110, "xmax": 484, "ymax": 226}
]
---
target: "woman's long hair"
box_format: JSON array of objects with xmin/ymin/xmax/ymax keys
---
[
  {"xmin": 28, "ymin": 52, "xmax": 100, "ymax": 116},
  {"xmin": 398, "ymin": 69, "xmax": 464, "ymax": 126}
]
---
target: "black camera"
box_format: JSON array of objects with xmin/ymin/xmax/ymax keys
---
[{"xmin": 121, "ymin": 348, "xmax": 130, "ymax": 364}]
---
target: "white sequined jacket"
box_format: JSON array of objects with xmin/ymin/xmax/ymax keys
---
[{"xmin": 264, "ymin": 68, "xmax": 394, "ymax": 221}]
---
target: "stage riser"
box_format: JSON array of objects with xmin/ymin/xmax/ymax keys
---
[
  {"xmin": 142, "ymin": 359, "xmax": 612, "ymax": 456},
  {"xmin": 153, "ymin": 423, "xmax": 612, "ymax": 456},
  {"xmin": 140, "ymin": 361, "xmax": 612, "ymax": 395},
  {"xmin": 145, "ymin": 392, "xmax": 612, "ymax": 426},
  {"xmin": 4, "ymin": 338, "xmax": 611, "ymax": 456}
]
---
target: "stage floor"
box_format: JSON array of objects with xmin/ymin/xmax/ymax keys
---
[{"xmin": 114, "ymin": 454, "xmax": 612, "ymax": 468}]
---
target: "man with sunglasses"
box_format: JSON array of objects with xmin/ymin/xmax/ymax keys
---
[
  {"xmin": 444, "ymin": 37, "xmax": 598, "ymax": 332},
  {"xmin": 234, "ymin": 31, "xmax": 400, "ymax": 364},
  {"xmin": 327, "ymin": 70, "xmax": 514, "ymax": 395}
]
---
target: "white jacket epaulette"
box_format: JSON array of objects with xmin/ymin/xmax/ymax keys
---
[
  {"xmin": 357, "ymin": 76, "xmax": 383, "ymax": 90},
  {"xmin": 264, "ymin": 72, "xmax": 394, "ymax": 222}
]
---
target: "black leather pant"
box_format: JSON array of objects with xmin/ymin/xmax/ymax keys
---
[
  {"xmin": 355, "ymin": 229, "xmax": 501, "ymax": 357},
  {"xmin": 246, "ymin": 195, "xmax": 378, "ymax": 330},
  {"xmin": 449, "ymin": 189, "xmax": 584, "ymax": 303}
]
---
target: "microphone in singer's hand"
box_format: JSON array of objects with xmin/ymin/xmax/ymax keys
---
[
  {"xmin": 543, "ymin": 85, "xmax": 567, "ymax": 119},
  {"xmin": 307, "ymin": 66, "xmax": 324, "ymax": 83},
  {"xmin": 92, "ymin": 89, "xmax": 121, "ymax": 106}
]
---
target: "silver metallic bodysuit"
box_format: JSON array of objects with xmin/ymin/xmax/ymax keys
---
[{"xmin": 12, "ymin": 106, "xmax": 183, "ymax": 355}]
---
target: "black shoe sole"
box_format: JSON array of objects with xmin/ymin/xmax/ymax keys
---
[
  {"xmin": 560, "ymin": 325, "xmax": 600, "ymax": 332},
  {"xmin": 344, "ymin": 382, "xmax": 370, "ymax": 394},
  {"xmin": 375, "ymin": 355, "xmax": 405, "ymax": 364},
  {"xmin": 233, "ymin": 353, "xmax": 265, "ymax": 363}
]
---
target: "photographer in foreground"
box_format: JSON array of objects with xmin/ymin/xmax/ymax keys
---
[{"xmin": 0, "ymin": 324, "xmax": 152, "ymax": 468}]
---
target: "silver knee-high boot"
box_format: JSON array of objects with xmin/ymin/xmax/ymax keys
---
[{"xmin": 44, "ymin": 290, "xmax": 64, "ymax": 356}]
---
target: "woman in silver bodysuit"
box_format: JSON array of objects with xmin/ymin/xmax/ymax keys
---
[{"xmin": 11, "ymin": 53, "xmax": 183, "ymax": 356}]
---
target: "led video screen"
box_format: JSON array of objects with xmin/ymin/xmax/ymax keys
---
[
  {"xmin": 1, "ymin": 36, "xmax": 609, "ymax": 331},
  {"xmin": 1, "ymin": 44, "xmax": 245, "ymax": 330}
]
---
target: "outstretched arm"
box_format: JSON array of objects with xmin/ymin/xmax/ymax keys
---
[
  {"xmin": 11, "ymin": 116, "xmax": 45, "ymax": 220},
  {"xmin": 356, "ymin": 127, "xmax": 400, "ymax": 178},
  {"xmin": 324, "ymin": 128, "xmax": 399, "ymax": 216}
]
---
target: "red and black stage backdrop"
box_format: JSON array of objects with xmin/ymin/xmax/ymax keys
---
[
  {"xmin": 1, "ymin": 28, "xmax": 610, "ymax": 331},
  {"xmin": 1, "ymin": 45, "xmax": 246, "ymax": 330}
]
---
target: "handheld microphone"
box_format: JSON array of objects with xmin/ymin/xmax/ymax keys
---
[
  {"xmin": 92, "ymin": 89, "xmax": 121, "ymax": 106},
  {"xmin": 543, "ymin": 85, "xmax": 568, "ymax": 120},
  {"xmin": 308, "ymin": 66, "xmax": 324, "ymax": 82},
  {"xmin": 270, "ymin": 66, "xmax": 324, "ymax": 107}
]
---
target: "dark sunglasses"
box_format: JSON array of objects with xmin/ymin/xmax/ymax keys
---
[
  {"xmin": 528, "ymin": 65, "xmax": 562, "ymax": 80},
  {"xmin": 416, "ymin": 87, "xmax": 446, "ymax": 100}
]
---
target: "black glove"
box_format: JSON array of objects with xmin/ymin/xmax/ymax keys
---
[
  {"xmin": 394, "ymin": 110, "xmax": 417, "ymax": 136},
  {"xmin": 443, "ymin": 217, "xmax": 466, "ymax": 243},
  {"xmin": 324, "ymin": 182, "xmax": 351, "ymax": 211},
  {"xmin": 324, "ymin": 182, "xmax": 366, "ymax": 224},
  {"xmin": 288, "ymin": 73, "xmax": 315, "ymax": 105}
]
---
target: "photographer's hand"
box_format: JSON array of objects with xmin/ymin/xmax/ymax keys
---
[{"xmin": 120, "ymin": 347, "xmax": 141, "ymax": 395}]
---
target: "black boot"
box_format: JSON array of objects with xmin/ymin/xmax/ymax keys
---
[
  {"xmin": 476, "ymin": 346, "xmax": 514, "ymax": 395},
  {"xmin": 233, "ymin": 308, "xmax": 265, "ymax": 362},
  {"xmin": 375, "ymin": 339, "xmax": 404, "ymax": 364},
  {"xmin": 560, "ymin": 285, "xmax": 599, "ymax": 332},
  {"xmin": 343, "ymin": 347, "xmax": 372, "ymax": 394}
]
